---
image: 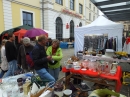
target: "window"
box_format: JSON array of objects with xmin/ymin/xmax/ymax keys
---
[
  {"xmin": 89, "ymin": 13, "xmax": 91, "ymax": 21},
  {"xmin": 93, "ymin": 7, "xmax": 95, "ymax": 11},
  {"xmin": 79, "ymin": 4, "xmax": 83, "ymax": 14},
  {"xmin": 79, "ymin": 22, "xmax": 82, "ymax": 27},
  {"xmin": 70, "ymin": 0, "xmax": 74, "ymax": 10},
  {"xmin": 22, "ymin": 11, "xmax": 33, "ymax": 27},
  {"xmin": 93, "ymin": 15, "xmax": 95, "ymax": 21},
  {"xmin": 124, "ymin": 25, "xmax": 126, "ymax": 30},
  {"xmin": 56, "ymin": 17, "xmax": 63, "ymax": 41},
  {"xmin": 55, "ymin": 0, "xmax": 63, "ymax": 5},
  {"xmin": 128, "ymin": 25, "xmax": 130, "ymax": 30},
  {"xmin": 70, "ymin": 20, "xmax": 74, "ymax": 41},
  {"xmin": 97, "ymin": 10, "xmax": 99, "ymax": 14},
  {"xmin": 89, "ymin": 3, "xmax": 91, "ymax": 9}
]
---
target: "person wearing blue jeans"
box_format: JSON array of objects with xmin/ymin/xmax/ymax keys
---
[
  {"xmin": 46, "ymin": 39, "xmax": 63, "ymax": 81},
  {"xmin": 32, "ymin": 35, "xmax": 55, "ymax": 84},
  {"xmin": 4, "ymin": 60, "xmax": 17, "ymax": 77},
  {"xmin": 36, "ymin": 68, "xmax": 55, "ymax": 84},
  {"xmin": 4, "ymin": 33, "xmax": 18, "ymax": 78}
]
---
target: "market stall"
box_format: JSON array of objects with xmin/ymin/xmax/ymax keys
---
[
  {"xmin": 62, "ymin": 66, "xmax": 122, "ymax": 92},
  {"xmin": 74, "ymin": 15, "xmax": 124, "ymax": 55},
  {"xmin": 62, "ymin": 49, "xmax": 130, "ymax": 97}
]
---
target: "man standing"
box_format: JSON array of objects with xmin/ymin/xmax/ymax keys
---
[
  {"xmin": 32, "ymin": 35, "xmax": 55, "ymax": 83},
  {"xmin": 4, "ymin": 33, "xmax": 17, "ymax": 77}
]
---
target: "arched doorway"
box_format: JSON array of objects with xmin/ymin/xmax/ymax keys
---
[
  {"xmin": 56, "ymin": 17, "xmax": 63, "ymax": 41},
  {"xmin": 70, "ymin": 20, "xmax": 74, "ymax": 41},
  {"xmin": 79, "ymin": 22, "xmax": 82, "ymax": 27}
]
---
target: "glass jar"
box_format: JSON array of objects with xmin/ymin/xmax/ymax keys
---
[
  {"xmin": 88, "ymin": 59, "xmax": 97, "ymax": 72},
  {"xmin": 17, "ymin": 78, "xmax": 23, "ymax": 93}
]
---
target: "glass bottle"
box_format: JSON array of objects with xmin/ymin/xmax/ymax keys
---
[{"xmin": 17, "ymin": 78, "xmax": 23, "ymax": 93}]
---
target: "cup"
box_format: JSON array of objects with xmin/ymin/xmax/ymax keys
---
[{"xmin": 81, "ymin": 82, "xmax": 86, "ymax": 88}]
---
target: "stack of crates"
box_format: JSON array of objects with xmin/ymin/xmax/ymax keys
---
[{"xmin": 122, "ymin": 72, "xmax": 130, "ymax": 85}]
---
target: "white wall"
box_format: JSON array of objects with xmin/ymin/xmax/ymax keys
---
[
  {"xmin": 44, "ymin": 9, "xmax": 84, "ymax": 39},
  {"xmin": 2, "ymin": 0, "xmax": 13, "ymax": 30}
]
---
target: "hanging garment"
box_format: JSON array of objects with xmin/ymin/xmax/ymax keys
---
[
  {"xmin": 93, "ymin": 36, "xmax": 99, "ymax": 49},
  {"xmin": 113, "ymin": 38, "xmax": 116, "ymax": 51},
  {"xmin": 123, "ymin": 37, "xmax": 130, "ymax": 54}
]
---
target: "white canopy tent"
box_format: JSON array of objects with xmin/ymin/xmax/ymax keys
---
[{"xmin": 74, "ymin": 15, "xmax": 124, "ymax": 55}]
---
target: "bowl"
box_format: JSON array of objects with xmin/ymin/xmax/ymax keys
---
[
  {"xmin": 81, "ymin": 82, "xmax": 86, "ymax": 86},
  {"xmin": 73, "ymin": 62, "xmax": 78, "ymax": 65},
  {"xmin": 92, "ymin": 53, "xmax": 96, "ymax": 56},
  {"xmin": 65, "ymin": 64, "xmax": 73, "ymax": 69},
  {"xmin": 96, "ymin": 54, "xmax": 102, "ymax": 57},
  {"xmin": 81, "ymin": 68, "xmax": 87, "ymax": 71},
  {"xmin": 63, "ymin": 89, "xmax": 72, "ymax": 96},
  {"xmin": 74, "ymin": 65, "xmax": 81, "ymax": 70}
]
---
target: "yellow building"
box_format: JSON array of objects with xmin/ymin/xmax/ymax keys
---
[
  {"xmin": 0, "ymin": 0, "xmax": 99, "ymax": 41},
  {"xmin": 0, "ymin": 0, "xmax": 41, "ymax": 33}
]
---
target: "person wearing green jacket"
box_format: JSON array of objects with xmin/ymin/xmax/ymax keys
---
[{"xmin": 46, "ymin": 39, "xmax": 63, "ymax": 81}]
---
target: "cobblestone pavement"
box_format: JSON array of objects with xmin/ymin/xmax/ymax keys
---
[
  {"xmin": 59, "ymin": 48, "xmax": 130, "ymax": 96},
  {"xmin": 59, "ymin": 48, "xmax": 74, "ymax": 79}
]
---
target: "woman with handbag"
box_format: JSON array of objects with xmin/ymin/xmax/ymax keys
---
[
  {"xmin": 46, "ymin": 39, "xmax": 63, "ymax": 81},
  {"xmin": 0, "ymin": 39, "xmax": 8, "ymax": 78}
]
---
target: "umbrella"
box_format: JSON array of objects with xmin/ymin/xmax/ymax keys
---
[
  {"xmin": 14, "ymin": 29, "xmax": 27, "ymax": 42},
  {"xmin": 24, "ymin": 28, "xmax": 47, "ymax": 38},
  {"xmin": 1, "ymin": 25, "xmax": 33, "ymax": 35},
  {"xmin": 2, "ymin": 29, "xmax": 27, "ymax": 41}
]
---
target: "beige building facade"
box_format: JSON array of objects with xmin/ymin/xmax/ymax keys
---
[
  {"xmin": 42, "ymin": 0, "xmax": 99, "ymax": 40},
  {"xmin": 0, "ymin": 0, "xmax": 99, "ymax": 41},
  {"xmin": 0, "ymin": 0, "xmax": 41, "ymax": 33}
]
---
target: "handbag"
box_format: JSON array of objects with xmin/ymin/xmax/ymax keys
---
[
  {"xmin": 1, "ymin": 56, "xmax": 8, "ymax": 71},
  {"xmin": 48, "ymin": 60, "xmax": 58, "ymax": 65}
]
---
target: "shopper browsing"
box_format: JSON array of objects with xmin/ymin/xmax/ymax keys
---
[
  {"xmin": 0, "ymin": 39, "xmax": 8, "ymax": 78},
  {"xmin": 46, "ymin": 39, "xmax": 63, "ymax": 81},
  {"xmin": 17, "ymin": 37, "xmax": 34, "ymax": 73},
  {"xmin": 31, "ymin": 35, "xmax": 55, "ymax": 83},
  {"xmin": 4, "ymin": 33, "xmax": 17, "ymax": 77}
]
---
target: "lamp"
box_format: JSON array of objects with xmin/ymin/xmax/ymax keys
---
[{"xmin": 66, "ymin": 23, "xmax": 69, "ymax": 29}]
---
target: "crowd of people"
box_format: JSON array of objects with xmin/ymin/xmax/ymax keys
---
[{"xmin": 0, "ymin": 33, "xmax": 63, "ymax": 84}]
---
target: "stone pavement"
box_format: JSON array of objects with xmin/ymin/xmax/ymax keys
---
[
  {"xmin": 59, "ymin": 48, "xmax": 75, "ymax": 79},
  {"xmin": 59, "ymin": 48, "xmax": 130, "ymax": 96}
]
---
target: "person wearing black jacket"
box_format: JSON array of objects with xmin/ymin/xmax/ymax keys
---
[
  {"xmin": 32, "ymin": 35, "xmax": 55, "ymax": 83},
  {"xmin": 4, "ymin": 33, "xmax": 17, "ymax": 77}
]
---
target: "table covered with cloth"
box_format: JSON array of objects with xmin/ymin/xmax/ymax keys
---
[{"xmin": 62, "ymin": 66, "xmax": 122, "ymax": 92}]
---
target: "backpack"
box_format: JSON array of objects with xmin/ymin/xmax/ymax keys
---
[
  {"xmin": 25, "ymin": 45, "xmax": 40, "ymax": 68},
  {"xmin": 23, "ymin": 45, "xmax": 34, "ymax": 68},
  {"xmin": 26, "ymin": 51, "xmax": 34, "ymax": 68}
]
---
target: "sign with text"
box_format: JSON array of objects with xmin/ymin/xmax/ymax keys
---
[{"xmin": 62, "ymin": 9, "xmax": 82, "ymax": 18}]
